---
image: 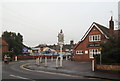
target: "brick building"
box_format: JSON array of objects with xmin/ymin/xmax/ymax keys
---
[
  {"xmin": 73, "ymin": 17, "xmax": 119, "ymax": 61},
  {"xmin": 0, "ymin": 38, "xmax": 8, "ymax": 52},
  {"xmin": 0, "ymin": 37, "xmax": 8, "ymax": 58},
  {"xmin": 35, "ymin": 40, "xmax": 76, "ymax": 53}
]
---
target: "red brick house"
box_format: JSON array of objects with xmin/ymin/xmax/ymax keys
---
[
  {"xmin": 73, "ymin": 17, "xmax": 118, "ymax": 61},
  {"xmin": 0, "ymin": 38, "xmax": 8, "ymax": 58},
  {"xmin": 0, "ymin": 38, "xmax": 8, "ymax": 52}
]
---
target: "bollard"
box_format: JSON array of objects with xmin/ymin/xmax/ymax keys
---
[
  {"xmin": 40, "ymin": 57, "xmax": 42, "ymax": 63},
  {"xmin": 36, "ymin": 58, "xmax": 39, "ymax": 65},
  {"xmin": 51, "ymin": 56, "xmax": 53, "ymax": 61},
  {"xmin": 36, "ymin": 58, "xmax": 38, "ymax": 65},
  {"xmin": 56, "ymin": 57, "xmax": 58, "ymax": 68},
  {"xmin": 45, "ymin": 57, "xmax": 47, "ymax": 67},
  {"xmin": 66, "ymin": 55, "xmax": 68, "ymax": 60},
  {"xmin": 69, "ymin": 56, "xmax": 71, "ymax": 59},
  {"xmin": 15, "ymin": 56, "xmax": 17, "ymax": 61},
  {"xmin": 60, "ymin": 56, "xmax": 63, "ymax": 67},
  {"xmin": 92, "ymin": 60, "xmax": 94, "ymax": 71},
  {"xmin": 37, "ymin": 57, "xmax": 40, "ymax": 65}
]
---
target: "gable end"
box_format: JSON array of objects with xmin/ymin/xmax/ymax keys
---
[{"xmin": 81, "ymin": 22, "xmax": 109, "ymax": 41}]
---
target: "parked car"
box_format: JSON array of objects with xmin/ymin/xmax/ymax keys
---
[
  {"xmin": 53, "ymin": 53, "xmax": 59, "ymax": 55},
  {"xmin": 4, "ymin": 55, "xmax": 10, "ymax": 64},
  {"xmin": 44, "ymin": 53, "xmax": 53, "ymax": 56}
]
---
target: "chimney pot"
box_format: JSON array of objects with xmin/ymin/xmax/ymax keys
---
[{"xmin": 109, "ymin": 16, "xmax": 114, "ymax": 34}]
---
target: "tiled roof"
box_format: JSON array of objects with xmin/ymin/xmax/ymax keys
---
[
  {"xmin": 74, "ymin": 22, "xmax": 111, "ymax": 50},
  {"xmin": 94, "ymin": 22, "xmax": 110, "ymax": 38},
  {"xmin": 74, "ymin": 21, "xmax": 120, "ymax": 50},
  {"xmin": 73, "ymin": 41, "xmax": 82, "ymax": 50}
]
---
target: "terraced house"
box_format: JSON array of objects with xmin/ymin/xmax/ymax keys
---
[{"xmin": 73, "ymin": 16, "xmax": 119, "ymax": 61}]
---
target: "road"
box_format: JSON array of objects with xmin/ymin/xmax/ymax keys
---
[{"xmin": 2, "ymin": 60, "xmax": 107, "ymax": 81}]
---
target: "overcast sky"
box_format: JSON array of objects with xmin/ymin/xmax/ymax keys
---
[{"xmin": 1, "ymin": 0, "xmax": 119, "ymax": 47}]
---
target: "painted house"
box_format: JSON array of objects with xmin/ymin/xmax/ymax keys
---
[{"xmin": 73, "ymin": 17, "xmax": 119, "ymax": 61}]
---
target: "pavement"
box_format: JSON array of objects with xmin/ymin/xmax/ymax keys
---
[{"xmin": 22, "ymin": 59, "xmax": 120, "ymax": 80}]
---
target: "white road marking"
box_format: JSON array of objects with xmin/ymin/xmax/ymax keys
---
[
  {"xmin": 9, "ymin": 74, "xmax": 36, "ymax": 81},
  {"xmin": 19, "ymin": 61, "xmax": 25, "ymax": 62},
  {"xmin": 88, "ymin": 77, "xmax": 97, "ymax": 79},
  {"xmin": 9, "ymin": 74, "xmax": 29, "ymax": 79}
]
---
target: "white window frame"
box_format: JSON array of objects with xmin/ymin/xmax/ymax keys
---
[
  {"xmin": 89, "ymin": 49, "xmax": 101, "ymax": 58},
  {"xmin": 98, "ymin": 35, "xmax": 101, "ymax": 41},
  {"xmin": 76, "ymin": 50, "xmax": 83, "ymax": 54},
  {"xmin": 89, "ymin": 35, "xmax": 101, "ymax": 42},
  {"xmin": 89, "ymin": 49, "xmax": 94, "ymax": 58}
]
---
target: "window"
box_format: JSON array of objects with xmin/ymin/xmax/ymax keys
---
[
  {"xmin": 95, "ymin": 35, "xmax": 97, "ymax": 40},
  {"xmin": 89, "ymin": 49, "xmax": 93, "ymax": 58},
  {"xmin": 89, "ymin": 36, "xmax": 92, "ymax": 41},
  {"xmin": 89, "ymin": 35, "xmax": 101, "ymax": 42},
  {"xmin": 98, "ymin": 35, "xmax": 101, "ymax": 41},
  {"xmin": 76, "ymin": 50, "xmax": 83, "ymax": 54},
  {"xmin": 85, "ymin": 50, "xmax": 88, "ymax": 54},
  {"xmin": 89, "ymin": 49, "xmax": 101, "ymax": 58}
]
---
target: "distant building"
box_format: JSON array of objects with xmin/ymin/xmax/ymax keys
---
[
  {"xmin": 73, "ymin": 16, "xmax": 120, "ymax": 61},
  {"xmin": 35, "ymin": 40, "xmax": 76, "ymax": 54},
  {"xmin": 35, "ymin": 29, "xmax": 76, "ymax": 54},
  {"xmin": 21, "ymin": 44, "xmax": 32, "ymax": 55}
]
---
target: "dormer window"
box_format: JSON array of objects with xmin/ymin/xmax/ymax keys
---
[{"xmin": 89, "ymin": 35, "xmax": 101, "ymax": 42}]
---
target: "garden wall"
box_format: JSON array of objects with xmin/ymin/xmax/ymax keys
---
[{"xmin": 96, "ymin": 64, "xmax": 120, "ymax": 71}]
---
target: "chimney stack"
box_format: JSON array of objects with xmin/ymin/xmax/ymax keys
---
[
  {"xmin": 70, "ymin": 40, "xmax": 74, "ymax": 45},
  {"xmin": 109, "ymin": 16, "xmax": 114, "ymax": 34}
]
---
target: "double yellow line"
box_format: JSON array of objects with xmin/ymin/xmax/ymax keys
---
[{"xmin": 20, "ymin": 63, "xmax": 85, "ymax": 78}]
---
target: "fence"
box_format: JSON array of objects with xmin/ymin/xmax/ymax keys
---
[
  {"xmin": 12, "ymin": 55, "xmax": 59, "ymax": 60},
  {"xmin": 96, "ymin": 64, "xmax": 120, "ymax": 71}
]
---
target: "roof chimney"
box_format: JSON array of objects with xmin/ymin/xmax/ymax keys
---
[
  {"xmin": 109, "ymin": 16, "xmax": 114, "ymax": 34},
  {"xmin": 60, "ymin": 29, "xmax": 63, "ymax": 33},
  {"xmin": 70, "ymin": 40, "xmax": 74, "ymax": 45}
]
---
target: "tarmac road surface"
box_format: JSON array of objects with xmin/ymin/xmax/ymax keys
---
[{"xmin": 2, "ymin": 60, "xmax": 109, "ymax": 81}]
